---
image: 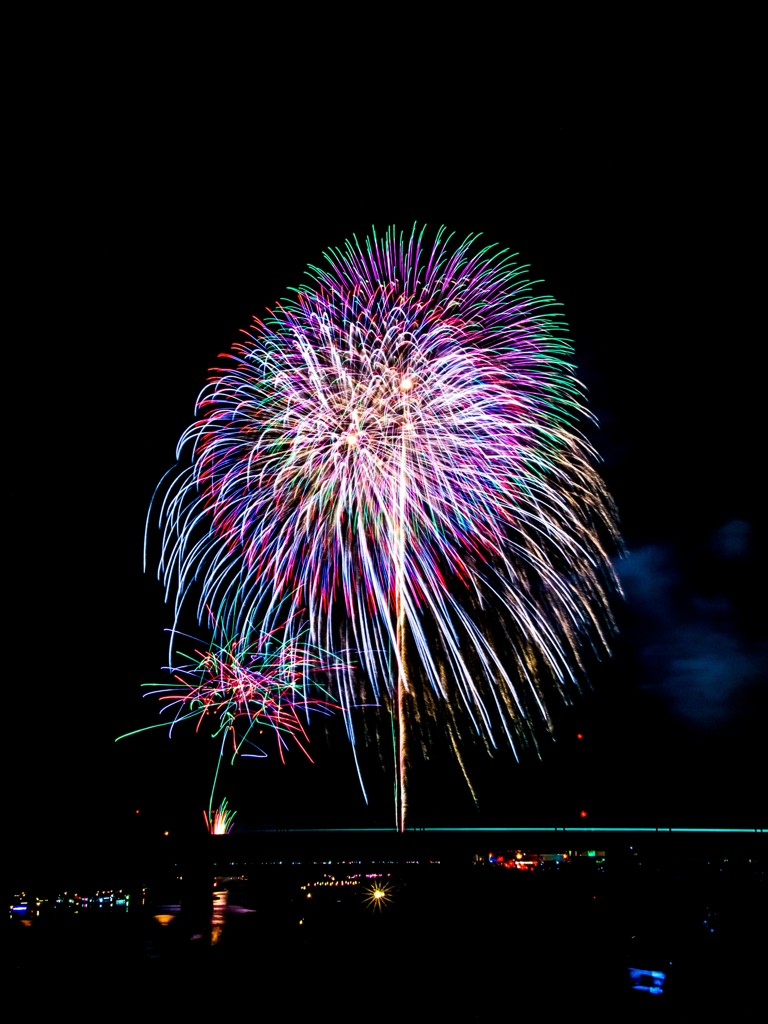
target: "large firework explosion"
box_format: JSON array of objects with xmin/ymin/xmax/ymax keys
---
[{"xmin": 147, "ymin": 224, "xmax": 623, "ymax": 829}]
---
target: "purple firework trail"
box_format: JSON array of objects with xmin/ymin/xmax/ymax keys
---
[{"xmin": 148, "ymin": 224, "xmax": 623, "ymax": 830}]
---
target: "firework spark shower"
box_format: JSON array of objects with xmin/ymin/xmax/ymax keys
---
[{"xmin": 147, "ymin": 224, "xmax": 624, "ymax": 829}]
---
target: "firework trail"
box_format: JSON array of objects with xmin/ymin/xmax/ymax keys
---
[{"xmin": 148, "ymin": 224, "xmax": 623, "ymax": 829}]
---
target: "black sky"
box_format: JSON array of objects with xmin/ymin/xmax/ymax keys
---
[{"xmin": 15, "ymin": 52, "xmax": 764, "ymax": 882}]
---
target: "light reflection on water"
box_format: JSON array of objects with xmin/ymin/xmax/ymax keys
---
[
  {"xmin": 210, "ymin": 888, "xmax": 227, "ymax": 945},
  {"xmin": 10, "ymin": 887, "xmax": 143, "ymax": 919},
  {"xmin": 8, "ymin": 853, "xmax": 763, "ymax": 1013},
  {"xmin": 8, "ymin": 876, "xmax": 260, "ymax": 952}
]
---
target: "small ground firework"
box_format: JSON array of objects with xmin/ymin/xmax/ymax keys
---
[{"xmin": 204, "ymin": 798, "xmax": 237, "ymax": 835}]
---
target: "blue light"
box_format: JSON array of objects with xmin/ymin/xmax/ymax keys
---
[{"xmin": 628, "ymin": 967, "xmax": 666, "ymax": 995}]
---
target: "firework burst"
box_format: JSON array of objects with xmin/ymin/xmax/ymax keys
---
[
  {"xmin": 118, "ymin": 624, "xmax": 349, "ymax": 811},
  {"xmin": 363, "ymin": 877, "xmax": 396, "ymax": 911},
  {"xmin": 148, "ymin": 627, "xmax": 345, "ymax": 761},
  {"xmin": 148, "ymin": 224, "xmax": 623, "ymax": 828}
]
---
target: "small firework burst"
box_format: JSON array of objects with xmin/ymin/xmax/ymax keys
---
[{"xmin": 363, "ymin": 877, "xmax": 395, "ymax": 911}]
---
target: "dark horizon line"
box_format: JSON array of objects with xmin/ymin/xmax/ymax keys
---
[{"xmin": 234, "ymin": 825, "xmax": 765, "ymax": 835}]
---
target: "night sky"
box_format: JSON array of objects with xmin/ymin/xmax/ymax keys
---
[{"xmin": 17, "ymin": 61, "xmax": 763, "ymax": 881}]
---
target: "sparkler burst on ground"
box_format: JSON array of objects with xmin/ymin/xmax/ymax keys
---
[{"xmin": 147, "ymin": 223, "xmax": 623, "ymax": 830}]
